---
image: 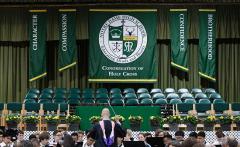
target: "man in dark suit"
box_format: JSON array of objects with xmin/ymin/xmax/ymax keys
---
[{"xmin": 89, "ymin": 108, "xmax": 126, "ymax": 147}]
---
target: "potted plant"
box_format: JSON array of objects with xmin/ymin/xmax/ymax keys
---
[
  {"xmin": 128, "ymin": 115, "xmax": 143, "ymax": 131},
  {"xmin": 45, "ymin": 115, "xmax": 59, "ymax": 131},
  {"xmin": 183, "ymin": 116, "xmax": 198, "ymax": 131},
  {"xmin": 66, "ymin": 115, "xmax": 81, "ymax": 131},
  {"xmin": 89, "ymin": 116, "xmax": 101, "ymax": 125},
  {"xmin": 5, "ymin": 114, "xmax": 21, "ymax": 129},
  {"xmin": 217, "ymin": 115, "xmax": 233, "ymax": 131},
  {"xmin": 233, "ymin": 116, "xmax": 240, "ymax": 130},
  {"xmin": 111, "ymin": 115, "xmax": 125, "ymax": 123},
  {"xmin": 203, "ymin": 115, "xmax": 216, "ymax": 131},
  {"xmin": 149, "ymin": 116, "xmax": 163, "ymax": 130},
  {"xmin": 23, "ymin": 115, "xmax": 40, "ymax": 131},
  {"xmin": 164, "ymin": 115, "xmax": 182, "ymax": 131}
]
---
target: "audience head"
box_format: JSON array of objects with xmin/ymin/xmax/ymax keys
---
[
  {"xmin": 155, "ymin": 129, "xmax": 164, "ymax": 137},
  {"xmin": 63, "ymin": 134, "xmax": 75, "ymax": 147},
  {"xmin": 124, "ymin": 129, "xmax": 133, "ymax": 141},
  {"xmin": 215, "ymin": 130, "xmax": 225, "ymax": 139},
  {"xmin": 53, "ymin": 130, "xmax": 63, "ymax": 143},
  {"xmin": 86, "ymin": 131, "xmax": 96, "ymax": 146},
  {"xmin": 226, "ymin": 137, "xmax": 238, "ymax": 147},
  {"xmin": 101, "ymin": 108, "xmax": 110, "ymax": 119},
  {"xmin": 39, "ymin": 132, "xmax": 50, "ymax": 146},
  {"xmin": 175, "ymin": 130, "xmax": 185, "ymax": 142},
  {"xmin": 138, "ymin": 133, "xmax": 146, "ymax": 142},
  {"xmin": 17, "ymin": 130, "xmax": 24, "ymax": 141},
  {"xmin": 189, "ymin": 132, "xmax": 197, "ymax": 139},
  {"xmin": 77, "ymin": 131, "xmax": 84, "ymax": 142},
  {"xmin": 71, "ymin": 132, "xmax": 78, "ymax": 142},
  {"xmin": 181, "ymin": 137, "xmax": 197, "ymax": 147},
  {"xmin": 31, "ymin": 138, "xmax": 40, "ymax": 147},
  {"xmin": 3, "ymin": 132, "xmax": 12, "ymax": 144},
  {"xmin": 144, "ymin": 133, "xmax": 152, "ymax": 138},
  {"xmin": 163, "ymin": 134, "xmax": 172, "ymax": 146},
  {"xmin": 197, "ymin": 131, "xmax": 206, "ymax": 144},
  {"xmin": 28, "ymin": 134, "xmax": 37, "ymax": 142}
]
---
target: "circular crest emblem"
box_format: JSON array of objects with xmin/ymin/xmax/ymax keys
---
[{"xmin": 99, "ymin": 15, "xmax": 147, "ymax": 64}]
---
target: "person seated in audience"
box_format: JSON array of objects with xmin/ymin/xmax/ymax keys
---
[
  {"xmin": 145, "ymin": 133, "xmax": 152, "ymax": 138},
  {"xmin": 192, "ymin": 143, "xmax": 205, "ymax": 147},
  {"xmin": 196, "ymin": 131, "xmax": 212, "ymax": 147},
  {"xmin": 62, "ymin": 134, "xmax": 75, "ymax": 147},
  {"xmin": 14, "ymin": 130, "xmax": 26, "ymax": 145},
  {"xmin": 224, "ymin": 137, "xmax": 238, "ymax": 147},
  {"xmin": 0, "ymin": 132, "xmax": 13, "ymax": 147},
  {"xmin": 189, "ymin": 132, "xmax": 197, "ymax": 139},
  {"xmin": 138, "ymin": 133, "xmax": 151, "ymax": 147},
  {"xmin": 0, "ymin": 132, "xmax": 3, "ymax": 144},
  {"xmin": 82, "ymin": 132, "xmax": 96, "ymax": 147},
  {"xmin": 77, "ymin": 131, "xmax": 85, "ymax": 144},
  {"xmin": 163, "ymin": 134, "xmax": 173, "ymax": 147},
  {"xmin": 31, "ymin": 138, "xmax": 40, "ymax": 147},
  {"xmin": 28, "ymin": 134, "xmax": 37, "ymax": 142},
  {"xmin": 39, "ymin": 132, "xmax": 50, "ymax": 147},
  {"xmin": 212, "ymin": 130, "xmax": 226, "ymax": 146},
  {"xmin": 124, "ymin": 129, "xmax": 133, "ymax": 141},
  {"xmin": 174, "ymin": 130, "xmax": 185, "ymax": 144},
  {"xmin": 71, "ymin": 132, "xmax": 82, "ymax": 147},
  {"xmin": 154, "ymin": 129, "xmax": 164, "ymax": 137},
  {"xmin": 51, "ymin": 130, "xmax": 63, "ymax": 147},
  {"xmin": 116, "ymin": 137, "xmax": 124, "ymax": 147},
  {"xmin": 180, "ymin": 137, "xmax": 197, "ymax": 147}
]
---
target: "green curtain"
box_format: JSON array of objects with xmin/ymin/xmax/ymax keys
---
[{"xmin": 0, "ymin": 6, "xmax": 239, "ymax": 102}]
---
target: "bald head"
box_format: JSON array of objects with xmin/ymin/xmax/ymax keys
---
[{"xmin": 101, "ymin": 108, "xmax": 110, "ymax": 119}]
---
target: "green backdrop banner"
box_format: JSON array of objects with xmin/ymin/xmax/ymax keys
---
[
  {"xmin": 169, "ymin": 9, "xmax": 189, "ymax": 72},
  {"xmin": 75, "ymin": 106, "xmax": 161, "ymax": 131},
  {"xmin": 88, "ymin": 9, "xmax": 157, "ymax": 83},
  {"xmin": 29, "ymin": 10, "xmax": 47, "ymax": 82},
  {"xmin": 199, "ymin": 9, "xmax": 216, "ymax": 81},
  {"xmin": 58, "ymin": 9, "xmax": 77, "ymax": 72}
]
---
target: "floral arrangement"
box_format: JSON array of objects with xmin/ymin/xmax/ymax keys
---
[
  {"xmin": 45, "ymin": 115, "xmax": 59, "ymax": 124},
  {"xmin": 89, "ymin": 116, "xmax": 101, "ymax": 124},
  {"xmin": 111, "ymin": 115, "xmax": 125, "ymax": 122},
  {"xmin": 164, "ymin": 115, "xmax": 182, "ymax": 124},
  {"xmin": 183, "ymin": 116, "xmax": 198, "ymax": 125},
  {"xmin": 217, "ymin": 115, "xmax": 233, "ymax": 125},
  {"xmin": 203, "ymin": 115, "xmax": 217, "ymax": 124},
  {"xmin": 149, "ymin": 116, "xmax": 163, "ymax": 125},
  {"xmin": 23, "ymin": 115, "xmax": 40, "ymax": 124},
  {"xmin": 233, "ymin": 116, "xmax": 240, "ymax": 124},
  {"xmin": 5, "ymin": 114, "xmax": 21, "ymax": 124},
  {"xmin": 128, "ymin": 115, "xmax": 143, "ymax": 124},
  {"xmin": 66, "ymin": 115, "xmax": 81, "ymax": 123}
]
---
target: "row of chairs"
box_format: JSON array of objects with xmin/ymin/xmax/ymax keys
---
[
  {"xmin": 27, "ymin": 87, "xmax": 217, "ymax": 96},
  {"xmin": 0, "ymin": 102, "xmax": 70, "ymax": 130},
  {"xmin": 174, "ymin": 103, "xmax": 240, "ymax": 117},
  {"xmin": 24, "ymin": 96, "xmax": 225, "ymax": 106},
  {"xmin": 25, "ymin": 92, "xmax": 222, "ymax": 104}
]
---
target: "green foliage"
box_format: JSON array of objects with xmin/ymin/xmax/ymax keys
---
[
  {"xmin": 23, "ymin": 115, "xmax": 40, "ymax": 124},
  {"xmin": 183, "ymin": 116, "xmax": 198, "ymax": 125},
  {"xmin": 45, "ymin": 115, "xmax": 59, "ymax": 124},
  {"xmin": 5, "ymin": 114, "xmax": 21, "ymax": 123},
  {"xmin": 66, "ymin": 115, "xmax": 81, "ymax": 123},
  {"xmin": 89, "ymin": 116, "xmax": 101, "ymax": 124},
  {"xmin": 128, "ymin": 115, "xmax": 143, "ymax": 123},
  {"xmin": 164, "ymin": 115, "xmax": 182, "ymax": 124}
]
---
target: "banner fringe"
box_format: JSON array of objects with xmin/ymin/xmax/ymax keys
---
[{"xmin": 88, "ymin": 79, "xmax": 157, "ymax": 83}]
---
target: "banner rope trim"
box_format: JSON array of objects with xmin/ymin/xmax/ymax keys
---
[
  {"xmin": 29, "ymin": 10, "xmax": 47, "ymax": 12},
  {"xmin": 89, "ymin": 9, "xmax": 157, "ymax": 12},
  {"xmin": 29, "ymin": 72, "xmax": 47, "ymax": 82},
  {"xmin": 88, "ymin": 79, "xmax": 157, "ymax": 82},
  {"xmin": 59, "ymin": 62, "xmax": 77, "ymax": 72},
  {"xmin": 171, "ymin": 62, "xmax": 189, "ymax": 72},
  {"xmin": 199, "ymin": 9, "xmax": 216, "ymax": 12},
  {"xmin": 199, "ymin": 72, "xmax": 216, "ymax": 82}
]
